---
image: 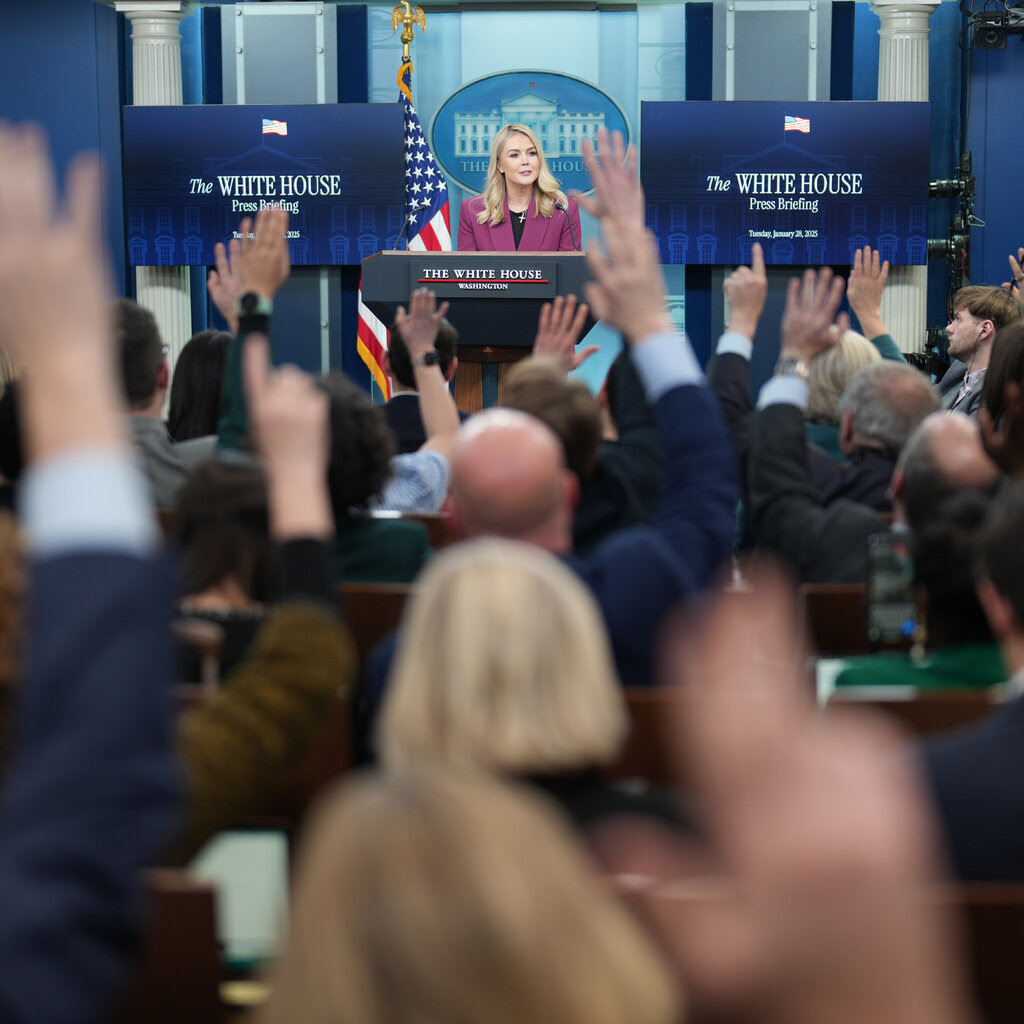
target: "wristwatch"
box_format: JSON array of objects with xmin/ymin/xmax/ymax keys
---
[
  {"xmin": 411, "ymin": 351, "xmax": 439, "ymax": 368},
  {"xmin": 773, "ymin": 357, "xmax": 810, "ymax": 381},
  {"xmin": 236, "ymin": 292, "xmax": 273, "ymax": 318}
]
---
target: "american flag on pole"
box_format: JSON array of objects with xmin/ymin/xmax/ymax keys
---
[
  {"xmin": 357, "ymin": 57, "xmax": 451, "ymax": 399},
  {"xmin": 784, "ymin": 115, "xmax": 810, "ymax": 134}
]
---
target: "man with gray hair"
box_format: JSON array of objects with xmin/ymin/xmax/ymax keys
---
[{"xmin": 817, "ymin": 361, "xmax": 940, "ymax": 512}]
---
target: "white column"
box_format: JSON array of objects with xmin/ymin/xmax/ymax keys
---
[
  {"xmin": 870, "ymin": 0, "xmax": 940, "ymax": 354},
  {"xmin": 117, "ymin": 2, "xmax": 192, "ymax": 365}
]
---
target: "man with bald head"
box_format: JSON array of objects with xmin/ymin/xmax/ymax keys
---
[
  {"xmin": 448, "ymin": 408, "xmax": 578, "ymax": 550},
  {"xmin": 436, "ymin": 225, "xmax": 736, "ymax": 686},
  {"xmin": 748, "ymin": 268, "xmax": 1001, "ymax": 584}
]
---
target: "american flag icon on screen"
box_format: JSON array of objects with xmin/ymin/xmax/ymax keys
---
[
  {"xmin": 784, "ymin": 115, "xmax": 810, "ymax": 134},
  {"xmin": 262, "ymin": 119, "xmax": 288, "ymax": 136}
]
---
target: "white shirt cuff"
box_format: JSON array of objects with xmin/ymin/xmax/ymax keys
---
[
  {"xmin": 757, "ymin": 375, "xmax": 809, "ymax": 411},
  {"xmin": 715, "ymin": 332, "xmax": 753, "ymax": 360},
  {"xmin": 630, "ymin": 329, "xmax": 704, "ymax": 402},
  {"xmin": 20, "ymin": 448, "xmax": 158, "ymax": 557}
]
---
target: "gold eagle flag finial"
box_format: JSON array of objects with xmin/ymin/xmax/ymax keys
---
[{"xmin": 392, "ymin": 2, "xmax": 426, "ymax": 63}]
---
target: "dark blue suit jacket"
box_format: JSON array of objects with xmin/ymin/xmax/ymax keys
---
[
  {"xmin": 383, "ymin": 392, "xmax": 471, "ymax": 455},
  {"xmin": 0, "ymin": 551, "xmax": 179, "ymax": 1022},
  {"xmin": 365, "ymin": 375, "xmax": 736, "ymax": 710},
  {"xmin": 920, "ymin": 693, "xmax": 1024, "ymax": 881}
]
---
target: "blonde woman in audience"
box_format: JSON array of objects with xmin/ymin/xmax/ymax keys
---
[
  {"xmin": 257, "ymin": 770, "xmax": 682, "ymax": 1024},
  {"xmin": 805, "ymin": 328, "xmax": 881, "ymax": 460},
  {"xmin": 379, "ymin": 538, "xmax": 685, "ymax": 830}
]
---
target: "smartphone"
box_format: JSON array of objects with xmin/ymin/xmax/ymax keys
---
[{"xmin": 866, "ymin": 532, "xmax": 918, "ymax": 647}]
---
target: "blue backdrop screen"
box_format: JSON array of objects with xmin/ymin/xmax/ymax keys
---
[
  {"xmin": 640, "ymin": 101, "xmax": 930, "ymax": 266},
  {"xmin": 123, "ymin": 104, "xmax": 405, "ymax": 266}
]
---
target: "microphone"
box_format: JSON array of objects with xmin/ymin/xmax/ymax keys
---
[
  {"xmin": 393, "ymin": 202, "xmax": 430, "ymax": 250},
  {"xmin": 555, "ymin": 200, "xmax": 578, "ymax": 252}
]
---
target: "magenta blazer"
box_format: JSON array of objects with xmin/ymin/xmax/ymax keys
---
[{"xmin": 457, "ymin": 194, "xmax": 582, "ymax": 252}]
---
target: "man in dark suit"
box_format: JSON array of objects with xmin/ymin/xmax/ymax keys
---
[
  {"xmin": 382, "ymin": 313, "xmax": 469, "ymax": 454},
  {"xmin": 0, "ymin": 124, "xmax": 178, "ymax": 1023},
  {"xmin": 918, "ymin": 481, "xmax": 1024, "ymax": 881},
  {"xmin": 744, "ymin": 268, "xmax": 1000, "ymax": 584}
]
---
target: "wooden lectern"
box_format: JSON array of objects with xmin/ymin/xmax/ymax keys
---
[{"xmin": 360, "ymin": 250, "xmax": 595, "ymax": 412}]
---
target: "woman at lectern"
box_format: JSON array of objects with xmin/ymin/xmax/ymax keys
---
[{"xmin": 457, "ymin": 123, "xmax": 582, "ymax": 252}]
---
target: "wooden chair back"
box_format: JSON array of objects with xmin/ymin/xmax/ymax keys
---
[
  {"xmin": 402, "ymin": 511, "xmax": 453, "ymax": 549},
  {"xmin": 337, "ymin": 582, "xmax": 414, "ymax": 667},
  {"xmin": 604, "ymin": 688, "xmax": 684, "ymax": 787},
  {"xmin": 959, "ymin": 883, "xmax": 1024, "ymax": 1024},
  {"xmin": 111, "ymin": 870, "xmax": 222, "ymax": 1024},
  {"xmin": 799, "ymin": 582, "xmax": 873, "ymax": 655},
  {"xmin": 172, "ymin": 617, "xmax": 225, "ymax": 692},
  {"xmin": 826, "ymin": 687, "xmax": 999, "ymax": 736}
]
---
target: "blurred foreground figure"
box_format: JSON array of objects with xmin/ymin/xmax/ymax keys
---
[
  {"xmin": 596, "ymin": 562, "xmax": 980, "ymax": 1024},
  {"xmin": 256, "ymin": 770, "xmax": 682, "ymax": 1024}
]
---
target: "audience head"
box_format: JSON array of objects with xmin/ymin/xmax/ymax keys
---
[
  {"xmin": 173, "ymin": 458, "xmax": 272, "ymax": 602},
  {"xmin": 838, "ymin": 361, "xmax": 939, "ymax": 458},
  {"xmin": 113, "ymin": 298, "xmax": 166, "ymax": 412},
  {"xmin": 385, "ymin": 316, "xmax": 459, "ymax": 390},
  {"xmin": 806, "ymin": 329, "xmax": 880, "ymax": 426},
  {"xmin": 911, "ymin": 490, "xmax": 994, "ymax": 648},
  {"xmin": 258, "ymin": 770, "xmax": 681, "ymax": 1024},
  {"xmin": 381, "ymin": 538, "xmax": 625, "ymax": 776},
  {"xmin": 320, "ymin": 371, "xmax": 396, "ymax": 516},
  {"xmin": 892, "ymin": 412, "xmax": 1001, "ymax": 532},
  {"xmin": 168, "ymin": 329, "xmax": 231, "ymax": 441},
  {"xmin": 981, "ymin": 321, "xmax": 1024, "ymax": 427},
  {"xmin": 501, "ymin": 357, "xmax": 603, "ymax": 484},
  {"xmin": 946, "ymin": 285, "xmax": 1024, "ymax": 367},
  {"xmin": 447, "ymin": 408, "xmax": 578, "ymax": 552}
]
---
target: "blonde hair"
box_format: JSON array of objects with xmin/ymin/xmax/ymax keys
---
[
  {"xmin": 806, "ymin": 329, "xmax": 881, "ymax": 425},
  {"xmin": 380, "ymin": 538, "xmax": 626, "ymax": 775},
  {"xmin": 257, "ymin": 770, "xmax": 682, "ymax": 1024},
  {"xmin": 478, "ymin": 123, "xmax": 567, "ymax": 227}
]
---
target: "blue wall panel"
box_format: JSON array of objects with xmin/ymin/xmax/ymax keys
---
[{"xmin": 1, "ymin": 2, "xmax": 127, "ymax": 295}]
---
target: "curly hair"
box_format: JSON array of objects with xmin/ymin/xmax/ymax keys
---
[{"xmin": 320, "ymin": 372, "xmax": 396, "ymax": 514}]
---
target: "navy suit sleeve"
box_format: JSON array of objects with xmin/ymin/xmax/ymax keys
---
[
  {"xmin": 0, "ymin": 552, "xmax": 179, "ymax": 1024},
  {"xmin": 707, "ymin": 351, "xmax": 754, "ymax": 466},
  {"xmin": 575, "ymin": 378, "xmax": 737, "ymax": 688}
]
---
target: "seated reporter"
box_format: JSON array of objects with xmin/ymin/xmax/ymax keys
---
[
  {"xmin": 379, "ymin": 538, "xmax": 686, "ymax": 833},
  {"xmin": 256, "ymin": 771, "xmax": 681, "ymax": 1024}
]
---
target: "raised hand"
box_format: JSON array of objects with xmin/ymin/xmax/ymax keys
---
[
  {"xmin": 584, "ymin": 221, "xmax": 671, "ymax": 345},
  {"xmin": 598, "ymin": 568, "xmax": 976, "ymax": 1024},
  {"xmin": 242, "ymin": 332, "xmax": 331, "ymax": 539},
  {"xmin": 573, "ymin": 127, "xmax": 643, "ymax": 228},
  {"xmin": 0, "ymin": 123, "xmax": 123, "ymax": 460},
  {"xmin": 207, "ymin": 238, "xmax": 242, "ymax": 334},
  {"xmin": 847, "ymin": 244, "xmax": 890, "ymax": 339},
  {"xmin": 723, "ymin": 242, "xmax": 767, "ymax": 339},
  {"xmin": 393, "ymin": 288, "xmax": 460, "ymax": 453},
  {"xmin": 237, "ymin": 206, "xmax": 291, "ymax": 302},
  {"xmin": 533, "ymin": 294, "xmax": 597, "ymax": 373},
  {"xmin": 1001, "ymin": 246, "xmax": 1024, "ymax": 313},
  {"xmin": 393, "ymin": 287, "xmax": 450, "ymax": 361},
  {"xmin": 779, "ymin": 267, "xmax": 847, "ymax": 364}
]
